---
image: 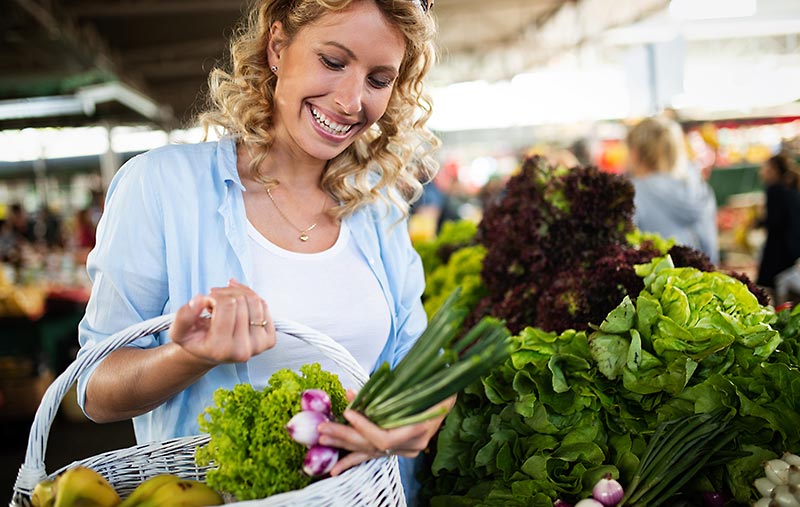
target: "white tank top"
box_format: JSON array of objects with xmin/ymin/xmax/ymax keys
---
[{"xmin": 245, "ymin": 220, "xmax": 391, "ymax": 390}]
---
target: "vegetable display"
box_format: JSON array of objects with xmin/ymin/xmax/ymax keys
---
[{"xmin": 414, "ymin": 155, "xmax": 799, "ymax": 505}]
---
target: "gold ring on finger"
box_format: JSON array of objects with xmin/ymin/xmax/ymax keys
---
[{"xmin": 249, "ymin": 320, "xmax": 268, "ymax": 327}]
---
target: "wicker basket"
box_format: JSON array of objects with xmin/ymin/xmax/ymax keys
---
[{"xmin": 10, "ymin": 313, "xmax": 405, "ymax": 507}]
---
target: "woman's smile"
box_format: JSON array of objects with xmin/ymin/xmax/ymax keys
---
[{"xmin": 308, "ymin": 103, "xmax": 357, "ymax": 139}]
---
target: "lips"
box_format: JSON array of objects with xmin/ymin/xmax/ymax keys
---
[{"xmin": 310, "ymin": 105, "xmax": 355, "ymax": 136}]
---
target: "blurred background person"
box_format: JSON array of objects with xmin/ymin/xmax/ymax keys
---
[
  {"xmin": 756, "ymin": 152, "xmax": 800, "ymax": 298},
  {"xmin": 626, "ymin": 116, "xmax": 720, "ymax": 264}
]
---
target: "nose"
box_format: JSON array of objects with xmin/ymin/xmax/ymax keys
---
[{"xmin": 334, "ymin": 72, "xmax": 364, "ymax": 117}]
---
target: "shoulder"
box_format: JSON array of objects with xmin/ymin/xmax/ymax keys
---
[
  {"xmin": 110, "ymin": 140, "xmax": 234, "ymax": 197},
  {"xmin": 121, "ymin": 141, "xmax": 219, "ymax": 179}
]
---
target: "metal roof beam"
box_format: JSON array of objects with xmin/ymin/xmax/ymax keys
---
[
  {"xmin": 10, "ymin": 0, "xmax": 177, "ymax": 127},
  {"xmin": 67, "ymin": 0, "xmax": 243, "ymax": 18}
]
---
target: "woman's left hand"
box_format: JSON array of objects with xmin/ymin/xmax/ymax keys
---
[{"xmin": 316, "ymin": 392, "xmax": 456, "ymax": 476}]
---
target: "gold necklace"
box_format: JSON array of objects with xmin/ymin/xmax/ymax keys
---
[{"xmin": 266, "ymin": 185, "xmax": 327, "ymax": 242}]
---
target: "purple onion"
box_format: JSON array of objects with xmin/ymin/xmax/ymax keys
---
[
  {"xmin": 592, "ymin": 473, "xmax": 624, "ymax": 507},
  {"xmin": 303, "ymin": 445, "xmax": 339, "ymax": 476},
  {"xmin": 301, "ymin": 389, "xmax": 332, "ymax": 415},
  {"xmin": 286, "ymin": 410, "xmax": 329, "ymax": 448}
]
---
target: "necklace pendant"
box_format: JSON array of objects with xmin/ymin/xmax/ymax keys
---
[{"xmin": 299, "ymin": 233, "xmax": 310, "ymax": 242}]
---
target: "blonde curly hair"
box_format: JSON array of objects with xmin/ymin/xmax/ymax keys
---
[{"xmin": 199, "ymin": 0, "xmax": 440, "ymax": 219}]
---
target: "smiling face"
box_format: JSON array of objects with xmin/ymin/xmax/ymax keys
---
[{"xmin": 267, "ymin": 1, "xmax": 406, "ymax": 164}]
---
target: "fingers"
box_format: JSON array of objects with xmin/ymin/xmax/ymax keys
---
[
  {"xmin": 173, "ymin": 280, "xmax": 275, "ymax": 364},
  {"xmin": 318, "ymin": 410, "xmax": 428, "ymax": 461},
  {"xmin": 169, "ymin": 294, "xmax": 211, "ymax": 343},
  {"xmin": 343, "ymin": 409, "xmax": 427, "ymax": 453},
  {"xmin": 330, "ymin": 451, "xmax": 371, "ymax": 477}
]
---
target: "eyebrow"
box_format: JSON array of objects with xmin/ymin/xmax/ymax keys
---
[{"xmin": 321, "ymin": 41, "xmax": 399, "ymax": 75}]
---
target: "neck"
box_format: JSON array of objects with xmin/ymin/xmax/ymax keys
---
[{"xmin": 237, "ymin": 142, "xmax": 326, "ymax": 190}]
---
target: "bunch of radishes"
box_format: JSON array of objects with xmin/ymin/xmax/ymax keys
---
[
  {"xmin": 285, "ymin": 389, "xmax": 339, "ymax": 477},
  {"xmin": 753, "ymin": 452, "xmax": 800, "ymax": 507}
]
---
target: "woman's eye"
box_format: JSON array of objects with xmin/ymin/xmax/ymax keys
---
[
  {"xmin": 369, "ymin": 76, "xmax": 394, "ymax": 89},
  {"xmin": 320, "ymin": 56, "xmax": 344, "ymax": 70}
]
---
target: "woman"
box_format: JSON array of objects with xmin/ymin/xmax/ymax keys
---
[
  {"xmin": 756, "ymin": 153, "xmax": 800, "ymax": 293},
  {"xmin": 76, "ymin": 0, "xmax": 444, "ymax": 499},
  {"xmin": 626, "ymin": 116, "xmax": 720, "ymax": 264}
]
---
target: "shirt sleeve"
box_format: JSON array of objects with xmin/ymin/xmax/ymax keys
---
[{"xmin": 76, "ymin": 154, "xmax": 169, "ymax": 413}]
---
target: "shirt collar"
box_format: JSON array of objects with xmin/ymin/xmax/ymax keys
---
[{"xmin": 216, "ymin": 136, "xmax": 245, "ymax": 191}]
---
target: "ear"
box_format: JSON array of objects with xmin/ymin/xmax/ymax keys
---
[{"xmin": 268, "ymin": 21, "xmax": 287, "ymax": 68}]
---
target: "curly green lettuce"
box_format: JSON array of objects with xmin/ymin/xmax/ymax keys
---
[{"xmin": 195, "ymin": 363, "xmax": 347, "ymax": 500}]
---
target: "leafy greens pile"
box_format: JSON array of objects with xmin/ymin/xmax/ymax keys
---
[
  {"xmin": 195, "ymin": 364, "xmax": 347, "ymax": 500},
  {"xmin": 415, "ymin": 155, "xmax": 795, "ymax": 506},
  {"xmin": 470, "ymin": 155, "xmax": 656, "ymax": 334},
  {"xmin": 421, "ymin": 256, "xmax": 800, "ymax": 505}
]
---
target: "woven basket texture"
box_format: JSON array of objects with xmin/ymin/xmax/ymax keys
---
[{"xmin": 10, "ymin": 313, "xmax": 405, "ymax": 507}]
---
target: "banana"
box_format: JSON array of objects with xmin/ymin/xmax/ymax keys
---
[
  {"xmin": 119, "ymin": 474, "xmax": 181, "ymax": 507},
  {"xmin": 31, "ymin": 479, "xmax": 57, "ymax": 507},
  {"xmin": 136, "ymin": 479, "xmax": 222, "ymax": 507},
  {"xmin": 53, "ymin": 466, "xmax": 120, "ymax": 507}
]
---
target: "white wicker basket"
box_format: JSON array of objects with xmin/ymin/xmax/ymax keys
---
[{"xmin": 10, "ymin": 313, "xmax": 405, "ymax": 507}]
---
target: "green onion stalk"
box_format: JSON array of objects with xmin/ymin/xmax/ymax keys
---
[
  {"xmin": 349, "ymin": 289, "xmax": 512, "ymax": 429},
  {"xmin": 620, "ymin": 410, "xmax": 745, "ymax": 507}
]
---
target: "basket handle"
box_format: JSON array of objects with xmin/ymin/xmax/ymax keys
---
[{"xmin": 13, "ymin": 312, "xmax": 370, "ymax": 496}]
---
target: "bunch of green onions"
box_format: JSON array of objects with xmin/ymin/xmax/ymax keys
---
[
  {"xmin": 349, "ymin": 289, "xmax": 512, "ymax": 429},
  {"xmin": 620, "ymin": 410, "xmax": 743, "ymax": 507}
]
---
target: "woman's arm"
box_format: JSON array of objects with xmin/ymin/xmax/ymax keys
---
[
  {"xmin": 84, "ymin": 342, "xmax": 212, "ymax": 422},
  {"xmin": 85, "ymin": 283, "xmax": 276, "ymax": 422}
]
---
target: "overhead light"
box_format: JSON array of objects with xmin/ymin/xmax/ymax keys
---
[{"xmin": 669, "ymin": 0, "xmax": 757, "ymax": 20}]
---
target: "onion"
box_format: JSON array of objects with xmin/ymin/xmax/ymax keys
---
[
  {"xmin": 303, "ymin": 445, "xmax": 339, "ymax": 476},
  {"xmin": 766, "ymin": 459, "xmax": 793, "ymax": 485},
  {"xmin": 575, "ymin": 500, "xmax": 604, "ymax": 507},
  {"xmin": 301, "ymin": 389, "xmax": 332, "ymax": 415},
  {"xmin": 286, "ymin": 410, "xmax": 329, "ymax": 448},
  {"xmin": 592, "ymin": 473, "xmax": 624, "ymax": 507}
]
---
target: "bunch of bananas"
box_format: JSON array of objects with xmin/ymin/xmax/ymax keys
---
[{"xmin": 31, "ymin": 466, "xmax": 223, "ymax": 507}]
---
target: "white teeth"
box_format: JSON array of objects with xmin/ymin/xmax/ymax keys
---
[{"xmin": 311, "ymin": 107, "xmax": 353, "ymax": 135}]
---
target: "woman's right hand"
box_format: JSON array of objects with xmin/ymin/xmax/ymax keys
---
[{"xmin": 169, "ymin": 279, "xmax": 276, "ymax": 366}]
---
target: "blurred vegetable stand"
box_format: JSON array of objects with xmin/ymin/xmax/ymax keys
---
[{"xmin": 0, "ymin": 272, "xmax": 88, "ymax": 421}]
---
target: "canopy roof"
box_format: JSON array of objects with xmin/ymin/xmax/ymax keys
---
[{"xmin": 1, "ymin": 0, "xmax": 668, "ymax": 130}]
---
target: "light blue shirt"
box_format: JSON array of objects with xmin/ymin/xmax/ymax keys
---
[{"xmin": 76, "ymin": 137, "xmax": 427, "ymax": 498}]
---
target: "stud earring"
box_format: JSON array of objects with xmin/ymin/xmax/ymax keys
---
[{"xmin": 270, "ymin": 65, "xmax": 278, "ymax": 73}]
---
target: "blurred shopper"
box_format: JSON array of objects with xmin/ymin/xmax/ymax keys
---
[
  {"xmin": 626, "ymin": 116, "xmax": 719, "ymax": 264},
  {"xmin": 756, "ymin": 153, "xmax": 800, "ymax": 294},
  {"xmin": 74, "ymin": 208, "xmax": 96, "ymax": 250},
  {"xmin": 8, "ymin": 203, "xmax": 33, "ymax": 243}
]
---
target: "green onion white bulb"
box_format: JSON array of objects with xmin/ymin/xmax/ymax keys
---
[{"xmin": 753, "ymin": 453, "xmax": 800, "ymax": 507}]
